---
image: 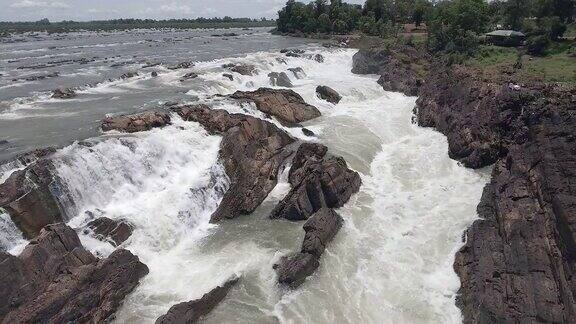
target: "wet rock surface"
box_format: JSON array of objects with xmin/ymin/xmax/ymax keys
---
[
  {"xmin": 352, "ymin": 45, "xmax": 428, "ymax": 96},
  {"xmin": 268, "ymin": 72, "xmax": 293, "ymax": 87},
  {"xmin": 301, "ymin": 208, "xmax": 343, "ymax": 258},
  {"xmin": 87, "ymin": 217, "xmax": 133, "ymax": 246},
  {"xmin": 155, "ymin": 277, "xmax": 239, "ymax": 324},
  {"xmin": 51, "ymin": 88, "xmax": 76, "ymax": 99},
  {"xmin": 316, "ymin": 85, "xmax": 341, "ymax": 104},
  {"xmin": 0, "ymin": 157, "xmax": 63, "ymax": 239},
  {"xmin": 230, "ymin": 88, "xmax": 320, "ymax": 124},
  {"xmin": 288, "ymin": 67, "xmax": 305, "ymax": 79},
  {"xmin": 0, "ymin": 223, "xmax": 148, "ymax": 323},
  {"xmin": 174, "ymin": 105, "xmax": 295, "ymax": 222},
  {"xmin": 274, "ymin": 252, "xmax": 319, "ymax": 288},
  {"xmin": 101, "ymin": 111, "xmax": 171, "ymax": 133},
  {"xmin": 225, "ymin": 63, "xmax": 256, "ymax": 76},
  {"xmin": 416, "ymin": 62, "xmax": 576, "ymax": 322},
  {"xmin": 271, "ymin": 143, "xmax": 361, "ymax": 221}
]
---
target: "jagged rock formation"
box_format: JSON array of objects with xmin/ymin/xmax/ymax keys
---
[
  {"xmin": 0, "ymin": 158, "xmax": 63, "ymax": 239},
  {"xmin": 416, "ymin": 63, "xmax": 576, "ymax": 323},
  {"xmin": 271, "ymin": 143, "xmax": 361, "ymax": 221},
  {"xmin": 230, "ymin": 88, "xmax": 320, "ymax": 124},
  {"xmin": 0, "ymin": 223, "xmax": 148, "ymax": 323},
  {"xmin": 274, "ymin": 208, "xmax": 343, "ymax": 288},
  {"xmin": 352, "ymin": 45, "xmax": 428, "ymax": 96},
  {"xmin": 87, "ymin": 217, "xmax": 133, "ymax": 246},
  {"xmin": 155, "ymin": 277, "xmax": 239, "ymax": 324},
  {"xmin": 316, "ymin": 85, "xmax": 341, "ymax": 104},
  {"xmin": 101, "ymin": 111, "xmax": 171, "ymax": 133},
  {"xmin": 174, "ymin": 105, "xmax": 295, "ymax": 222}
]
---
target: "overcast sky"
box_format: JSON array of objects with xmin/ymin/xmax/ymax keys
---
[{"xmin": 1, "ymin": 0, "xmax": 366, "ymax": 22}]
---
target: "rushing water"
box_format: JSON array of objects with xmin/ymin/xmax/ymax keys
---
[{"xmin": 0, "ymin": 29, "xmax": 489, "ymax": 323}]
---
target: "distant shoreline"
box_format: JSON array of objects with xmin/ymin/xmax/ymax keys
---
[{"xmin": 0, "ymin": 19, "xmax": 276, "ymax": 34}]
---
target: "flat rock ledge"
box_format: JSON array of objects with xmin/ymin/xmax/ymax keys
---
[
  {"xmin": 274, "ymin": 208, "xmax": 343, "ymax": 288},
  {"xmin": 270, "ymin": 143, "xmax": 361, "ymax": 221},
  {"xmin": 155, "ymin": 277, "xmax": 239, "ymax": 324},
  {"xmin": 101, "ymin": 111, "xmax": 171, "ymax": 133},
  {"xmin": 174, "ymin": 105, "xmax": 295, "ymax": 222},
  {"xmin": 230, "ymin": 88, "xmax": 321, "ymax": 125},
  {"xmin": 0, "ymin": 223, "xmax": 148, "ymax": 323}
]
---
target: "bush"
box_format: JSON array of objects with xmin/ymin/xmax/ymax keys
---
[{"xmin": 526, "ymin": 34, "xmax": 551, "ymax": 55}]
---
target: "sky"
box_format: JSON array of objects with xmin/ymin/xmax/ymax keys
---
[{"xmin": 0, "ymin": 0, "xmax": 366, "ymax": 22}]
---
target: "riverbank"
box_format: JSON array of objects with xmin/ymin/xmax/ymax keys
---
[{"xmin": 351, "ymin": 35, "xmax": 576, "ymax": 322}]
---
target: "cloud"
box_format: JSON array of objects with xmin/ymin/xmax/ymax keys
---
[
  {"xmin": 10, "ymin": 0, "xmax": 70, "ymax": 8},
  {"xmin": 159, "ymin": 3, "xmax": 193, "ymax": 14}
]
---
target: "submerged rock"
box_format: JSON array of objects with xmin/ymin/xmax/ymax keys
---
[
  {"xmin": 288, "ymin": 67, "xmax": 305, "ymax": 79},
  {"xmin": 271, "ymin": 143, "xmax": 361, "ymax": 221},
  {"xmin": 168, "ymin": 61, "xmax": 194, "ymax": 70},
  {"xmin": 301, "ymin": 128, "xmax": 315, "ymax": 137},
  {"xmin": 151, "ymin": 71, "xmax": 158, "ymax": 77},
  {"xmin": 316, "ymin": 85, "xmax": 341, "ymax": 104},
  {"xmin": 101, "ymin": 111, "xmax": 171, "ymax": 133},
  {"xmin": 222, "ymin": 73, "xmax": 234, "ymax": 81},
  {"xmin": 268, "ymin": 72, "xmax": 293, "ymax": 87},
  {"xmin": 0, "ymin": 223, "xmax": 148, "ymax": 322},
  {"xmin": 180, "ymin": 72, "xmax": 198, "ymax": 81},
  {"xmin": 174, "ymin": 105, "xmax": 294, "ymax": 222},
  {"xmin": 51, "ymin": 88, "xmax": 76, "ymax": 99},
  {"xmin": 155, "ymin": 277, "xmax": 239, "ymax": 324},
  {"xmin": 230, "ymin": 88, "xmax": 320, "ymax": 124},
  {"xmin": 87, "ymin": 217, "xmax": 133, "ymax": 246},
  {"xmin": 120, "ymin": 72, "xmax": 138, "ymax": 79}
]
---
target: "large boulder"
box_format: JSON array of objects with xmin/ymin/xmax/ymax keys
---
[
  {"xmin": 273, "ymin": 252, "xmax": 319, "ymax": 288},
  {"xmin": 271, "ymin": 143, "xmax": 361, "ymax": 221},
  {"xmin": 268, "ymin": 72, "xmax": 293, "ymax": 87},
  {"xmin": 0, "ymin": 223, "xmax": 148, "ymax": 323},
  {"xmin": 230, "ymin": 88, "xmax": 320, "ymax": 124},
  {"xmin": 155, "ymin": 277, "xmax": 239, "ymax": 324},
  {"xmin": 87, "ymin": 217, "xmax": 133, "ymax": 246},
  {"xmin": 174, "ymin": 105, "xmax": 294, "ymax": 222},
  {"xmin": 316, "ymin": 85, "xmax": 341, "ymax": 104},
  {"xmin": 0, "ymin": 159, "xmax": 63, "ymax": 239},
  {"xmin": 101, "ymin": 111, "xmax": 171, "ymax": 133},
  {"xmin": 301, "ymin": 208, "xmax": 343, "ymax": 258}
]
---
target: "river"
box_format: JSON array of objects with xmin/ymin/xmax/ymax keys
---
[{"xmin": 0, "ymin": 28, "xmax": 488, "ymax": 323}]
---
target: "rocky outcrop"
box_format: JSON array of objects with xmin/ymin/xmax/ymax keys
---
[
  {"xmin": 180, "ymin": 72, "xmax": 198, "ymax": 81},
  {"xmin": 101, "ymin": 111, "xmax": 171, "ymax": 133},
  {"xmin": 274, "ymin": 208, "xmax": 343, "ymax": 288},
  {"xmin": 268, "ymin": 72, "xmax": 293, "ymax": 87},
  {"xmin": 416, "ymin": 61, "xmax": 576, "ymax": 323},
  {"xmin": 288, "ymin": 67, "xmax": 305, "ymax": 79},
  {"xmin": 224, "ymin": 64, "xmax": 256, "ymax": 76},
  {"xmin": 416, "ymin": 65, "xmax": 533, "ymax": 168},
  {"xmin": 120, "ymin": 72, "xmax": 138, "ymax": 79},
  {"xmin": 51, "ymin": 88, "xmax": 76, "ymax": 99},
  {"xmin": 230, "ymin": 88, "xmax": 320, "ymax": 124},
  {"xmin": 316, "ymin": 85, "xmax": 341, "ymax": 104},
  {"xmin": 168, "ymin": 61, "xmax": 194, "ymax": 70},
  {"xmin": 0, "ymin": 223, "xmax": 148, "ymax": 323},
  {"xmin": 155, "ymin": 277, "xmax": 239, "ymax": 324},
  {"xmin": 0, "ymin": 158, "xmax": 63, "ymax": 239},
  {"xmin": 271, "ymin": 143, "xmax": 361, "ymax": 221},
  {"xmin": 352, "ymin": 45, "xmax": 428, "ymax": 96},
  {"xmin": 174, "ymin": 105, "xmax": 294, "ymax": 222},
  {"xmin": 87, "ymin": 217, "xmax": 133, "ymax": 246}
]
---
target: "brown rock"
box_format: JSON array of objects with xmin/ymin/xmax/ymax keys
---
[
  {"xmin": 273, "ymin": 252, "xmax": 319, "ymax": 288},
  {"xmin": 227, "ymin": 64, "xmax": 256, "ymax": 76},
  {"xmin": 316, "ymin": 85, "xmax": 341, "ymax": 104},
  {"xmin": 0, "ymin": 159, "xmax": 63, "ymax": 239},
  {"xmin": 230, "ymin": 88, "xmax": 320, "ymax": 124},
  {"xmin": 174, "ymin": 105, "xmax": 294, "ymax": 222},
  {"xmin": 301, "ymin": 208, "xmax": 343, "ymax": 258},
  {"xmin": 155, "ymin": 277, "xmax": 239, "ymax": 324},
  {"xmin": 87, "ymin": 217, "xmax": 133, "ymax": 246},
  {"xmin": 51, "ymin": 88, "xmax": 76, "ymax": 99},
  {"xmin": 101, "ymin": 111, "xmax": 171, "ymax": 133},
  {"xmin": 0, "ymin": 223, "xmax": 148, "ymax": 323},
  {"xmin": 271, "ymin": 143, "xmax": 361, "ymax": 221}
]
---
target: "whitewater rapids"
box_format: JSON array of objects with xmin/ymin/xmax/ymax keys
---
[{"xmin": 0, "ymin": 47, "xmax": 488, "ymax": 323}]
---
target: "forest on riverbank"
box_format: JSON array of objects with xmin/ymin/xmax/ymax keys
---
[{"xmin": 0, "ymin": 17, "xmax": 275, "ymax": 34}]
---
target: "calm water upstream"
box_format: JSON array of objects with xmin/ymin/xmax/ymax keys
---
[{"xmin": 0, "ymin": 28, "xmax": 488, "ymax": 323}]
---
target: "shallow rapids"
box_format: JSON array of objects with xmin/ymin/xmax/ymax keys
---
[{"xmin": 0, "ymin": 41, "xmax": 488, "ymax": 323}]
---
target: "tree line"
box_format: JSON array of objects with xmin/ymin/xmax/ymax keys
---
[
  {"xmin": 0, "ymin": 17, "xmax": 275, "ymax": 34},
  {"xmin": 276, "ymin": 0, "xmax": 575, "ymax": 56}
]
